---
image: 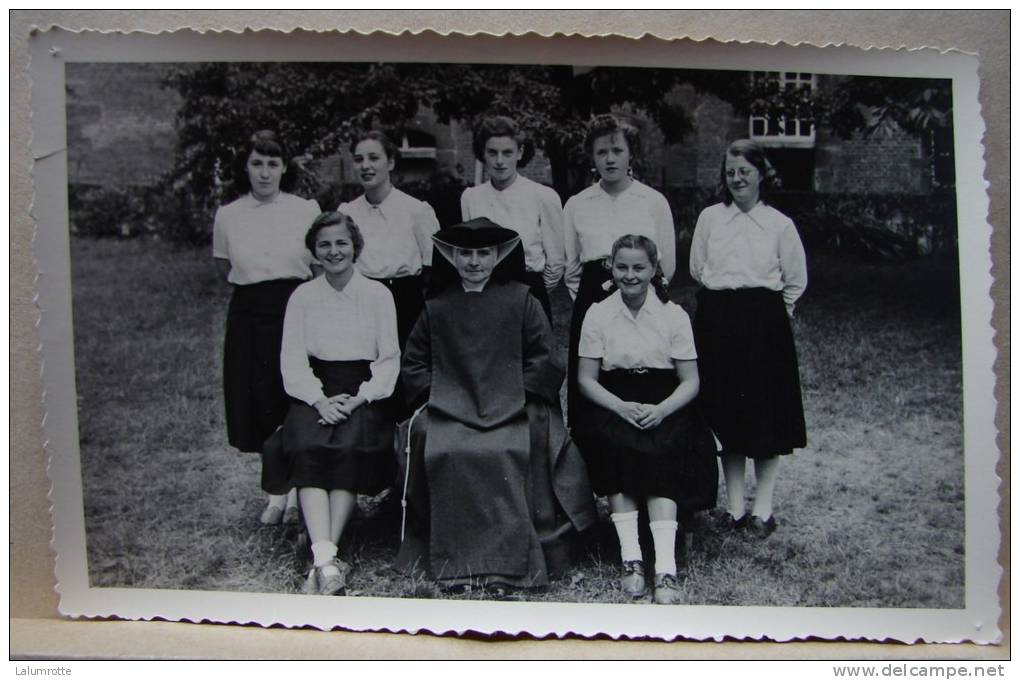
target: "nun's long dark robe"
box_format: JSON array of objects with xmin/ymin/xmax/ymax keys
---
[{"xmin": 394, "ymin": 281, "xmax": 596, "ymax": 587}]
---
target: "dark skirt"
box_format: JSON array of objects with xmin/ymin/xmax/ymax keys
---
[
  {"xmin": 370, "ymin": 274, "xmax": 424, "ymax": 351},
  {"xmin": 566, "ymin": 260, "xmax": 613, "ymax": 427},
  {"xmin": 694, "ymin": 288, "xmax": 807, "ymax": 459},
  {"xmin": 522, "ymin": 270, "xmax": 553, "ymax": 322},
  {"xmin": 223, "ymin": 279, "xmax": 302, "ymax": 453},
  {"xmin": 572, "ymin": 368, "xmax": 718, "ymax": 510},
  {"xmin": 261, "ymin": 359, "xmax": 396, "ymax": 494},
  {"xmin": 368, "ymin": 274, "xmax": 424, "ymax": 422}
]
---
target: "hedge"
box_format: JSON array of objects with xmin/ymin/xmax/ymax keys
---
[{"xmin": 69, "ymin": 178, "xmax": 958, "ymax": 262}]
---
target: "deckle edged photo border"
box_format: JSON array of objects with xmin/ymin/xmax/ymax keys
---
[{"xmin": 29, "ymin": 27, "xmax": 1000, "ymax": 643}]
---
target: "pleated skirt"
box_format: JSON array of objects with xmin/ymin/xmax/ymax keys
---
[
  {"xmin": 693, "ymin": 287, "xmax": 807, "ymax": 459},
  {"xmin": 261, "ymin": 359, "xmax": 396, "ymax": 494},
  {"xmin": 572, "ymin": 368, "xmax": 718, "ymax": 511},
  {"xmin": 223, "ymin": 279, "xmax": 302, "ymax": 453}
]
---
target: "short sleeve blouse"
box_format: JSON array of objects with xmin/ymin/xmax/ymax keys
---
[
  {"xmin": 212, "ymin": 192, "xmax": 320, "ymax": 285},
  {"xmin": 578, "ymin": 290, "xmax": 697, "ymax": 370}
]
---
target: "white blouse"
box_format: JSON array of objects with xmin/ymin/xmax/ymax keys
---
[
  {"xmin": 578, "ymin": 290, "xmax": 697, "ymax": 371},
  {"xmin": 338, "ymin": 188, "xmax": 440, "ymax": 280},
  {"xmin": 212, "ymin": 192, "xmax": 320, "ymax": 285},
  {"xmin": 279, "ymin": 272, "xmax": 400, "ymax": 406},
  {"xmin": 460, "ymin": 176, "xmax": 566, "ymax": 289},
  {"xmin": 689, "ymin": 201, "xmax": 808, "ymax": 315},
  {"xmin": 563, "ymin": 180, "xmax": 676, "ymax": 298}
]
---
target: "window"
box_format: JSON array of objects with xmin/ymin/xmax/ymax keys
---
[
  {"xmin": 749, "ymin": 71, "xmax": 816, "ymax": 148},
  {"xmin": 399, "ymin": 130, "xmax": 437, "ymax": 159}
]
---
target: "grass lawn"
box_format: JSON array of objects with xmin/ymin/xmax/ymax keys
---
[{"xmin": 71, "ymin": 236, "xmax": 964, "ymax": 608}]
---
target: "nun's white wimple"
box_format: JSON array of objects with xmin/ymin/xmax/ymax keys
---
[{"xmin": 432, "ymin": 235, "xmax": 522, "ymax": 267}]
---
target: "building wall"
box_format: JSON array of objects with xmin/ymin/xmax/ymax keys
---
[
  {"xmin": 814, "ymin": 127, "xmax": 927, "ymax": 194},
  {"xmin": 658, "ymin": 84, "xmax": 747, "ymax": 190},
  {"xmin": 659, "ymin": 76, "xmax": 928, "ymax": 196},
  {"xmin": 66, "ymin": 63, "xmax": 185, "ymax": 187},
  {"xmin": 812, "ymin": 75, "xmax": 928, "ymax": 194}
]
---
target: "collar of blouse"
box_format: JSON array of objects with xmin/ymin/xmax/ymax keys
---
[{"xmin": 724, "ymin": 200, "xmax": 769, "ymax": 229}]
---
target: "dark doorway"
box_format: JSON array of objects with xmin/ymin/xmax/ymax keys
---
[{"xmin": 766, "ymin": 147, "xmax": 815, "ymax": 192}]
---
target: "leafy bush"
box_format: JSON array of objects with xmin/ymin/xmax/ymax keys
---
[
  {"xmin": 400, "ymin": 171, "xmax": 472, "ymax": 228},
  {"xmin": 69, "ymin": 185, "xmax": 149, "ymax": 239},
  {"xmin": 771, "ymin": 190, "xmax": 958, "ymax": 260},
  {"xmin": 663, "ymin": 186, "xmax": 958, "ymax": 262},
  {"xmin": 72, "ymin": 169, "xmax": 957, "ymax": 263}
]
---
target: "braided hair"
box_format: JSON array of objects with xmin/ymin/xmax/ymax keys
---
[{"xmin": 609, "ymin": 234, "xmax": 671, "ymax": 304}]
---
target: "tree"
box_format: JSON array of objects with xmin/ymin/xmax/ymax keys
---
[
  {"xmin": 163, "ymin": 62, "xmax": 751, "ymax": 210},
  {"xmin": 161, "ymin": 63, "xmax": 954, "ymax": 244}
]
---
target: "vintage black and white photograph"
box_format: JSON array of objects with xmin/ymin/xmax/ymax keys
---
[{"xmin": 32, "ymin": 28, "xmax": 998, "ymax": 641}]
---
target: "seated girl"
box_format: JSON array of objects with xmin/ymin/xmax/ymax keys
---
[
  {"xmin": 574, "ymin": 234, "xmax": 717, "ymax": 605},
  {"xmin": 394, "ymin": 217, "xmax": 595, "ymax": 595},
  {"xmin": 262, "ymin": 211, "xmax": 400, "ymax": 596}
]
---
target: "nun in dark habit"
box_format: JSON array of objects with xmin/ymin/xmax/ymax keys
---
[{"xmin": 394, "ymin": 217, "xmax": 596, "ymax": 594}]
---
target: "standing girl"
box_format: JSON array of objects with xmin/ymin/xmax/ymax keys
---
[
  {"xmin": 213, "ymin": 129, "xmax": 321, "ymax": 525},
  {"xmin": 338, "ymin": 130, "xmax": 441, "ymax": 351},
  {"xmin": 689, "ymin": 139, "xmax": 808, "ymax": 537},
  {"xmin": 460, "ymin": 115, "xmax": 565, "ymax": 320},
  {"xmin": 575, "ymin": 235, "xmax": 716, "ymax": 605},
  {"xmin": 261, "ymin": 212, "xmax": 400, "ymax": 595},
  {"xmin": 563, "ymin": 114, "xmax": 676, "ymax": 428}
]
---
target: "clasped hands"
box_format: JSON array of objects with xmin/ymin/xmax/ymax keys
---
[
  {"xmin": 615, "ymin": 400, "xmax": 667, "ymax": 430},
  {"xmin": 314, "ymin": 393, "xmax": 366, "ymax": 425}
]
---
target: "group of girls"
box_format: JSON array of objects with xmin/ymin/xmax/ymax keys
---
[{"xmin": 212, "ymin": 114, "xmax": 807, "ymax": 604}]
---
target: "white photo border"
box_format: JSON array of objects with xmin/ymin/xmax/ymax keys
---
[{"xmin": 30, "ymin": 27, "xmax": 1000, "ymax": 643}]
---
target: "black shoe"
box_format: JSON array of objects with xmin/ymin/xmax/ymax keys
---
[
  {"xmin": 748, "ymin": 515, "xmax": 777, "ymax": 538},
  {"xmin": 714, "ymin": 511, "xmax": 749, "ymax": 533}
]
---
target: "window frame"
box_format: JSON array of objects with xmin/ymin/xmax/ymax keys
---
[{"xmin": 748, "ymin": 71, "xmax": 817, "ymax": 148}]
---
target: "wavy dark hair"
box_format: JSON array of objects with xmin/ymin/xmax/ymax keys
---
[
  {"xmin": 349, "ymin": 129, "xmax": 400, "ymax": 162},
  {"xmin": 609, "ymin": 234, "xmax": 670, "ymax": 304},
  {"xmin": 583, "ymin": 114, "xmax": 642, "ymax": 168},
  {"xmin": 304, "ymin": 211, "xmax": 365, "ymax": 262},
  {"xmin": 472, "ymin": 115, "xmax": 535, "ymax": 167},
  {"xmin": 236, "ymin": 129, "xmax": 299, "ymax": 193},
  {"xmin": 718, "ymin": 138, "xmax": 780, "ymax": 206}
]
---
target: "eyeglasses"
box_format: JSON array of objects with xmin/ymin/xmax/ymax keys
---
[{"xmin": 725, "ymin": 167, "xmax": 759, "ymax": 180}]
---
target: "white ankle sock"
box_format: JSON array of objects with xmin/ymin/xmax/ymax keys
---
[
  {"xmin": 649, "ymin": 520, "xmax": 679, "ymax": 576},
  {"xmin": 266, "ymin": 494, "xmax": 288, "ymax": 510},
  {"xmin": 611, "ymin": 511, "xmax": 642, "ymax": 563},
  {"xmin": 311, "ymin": 540, "xmax": 338, "ymax": 568}
]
